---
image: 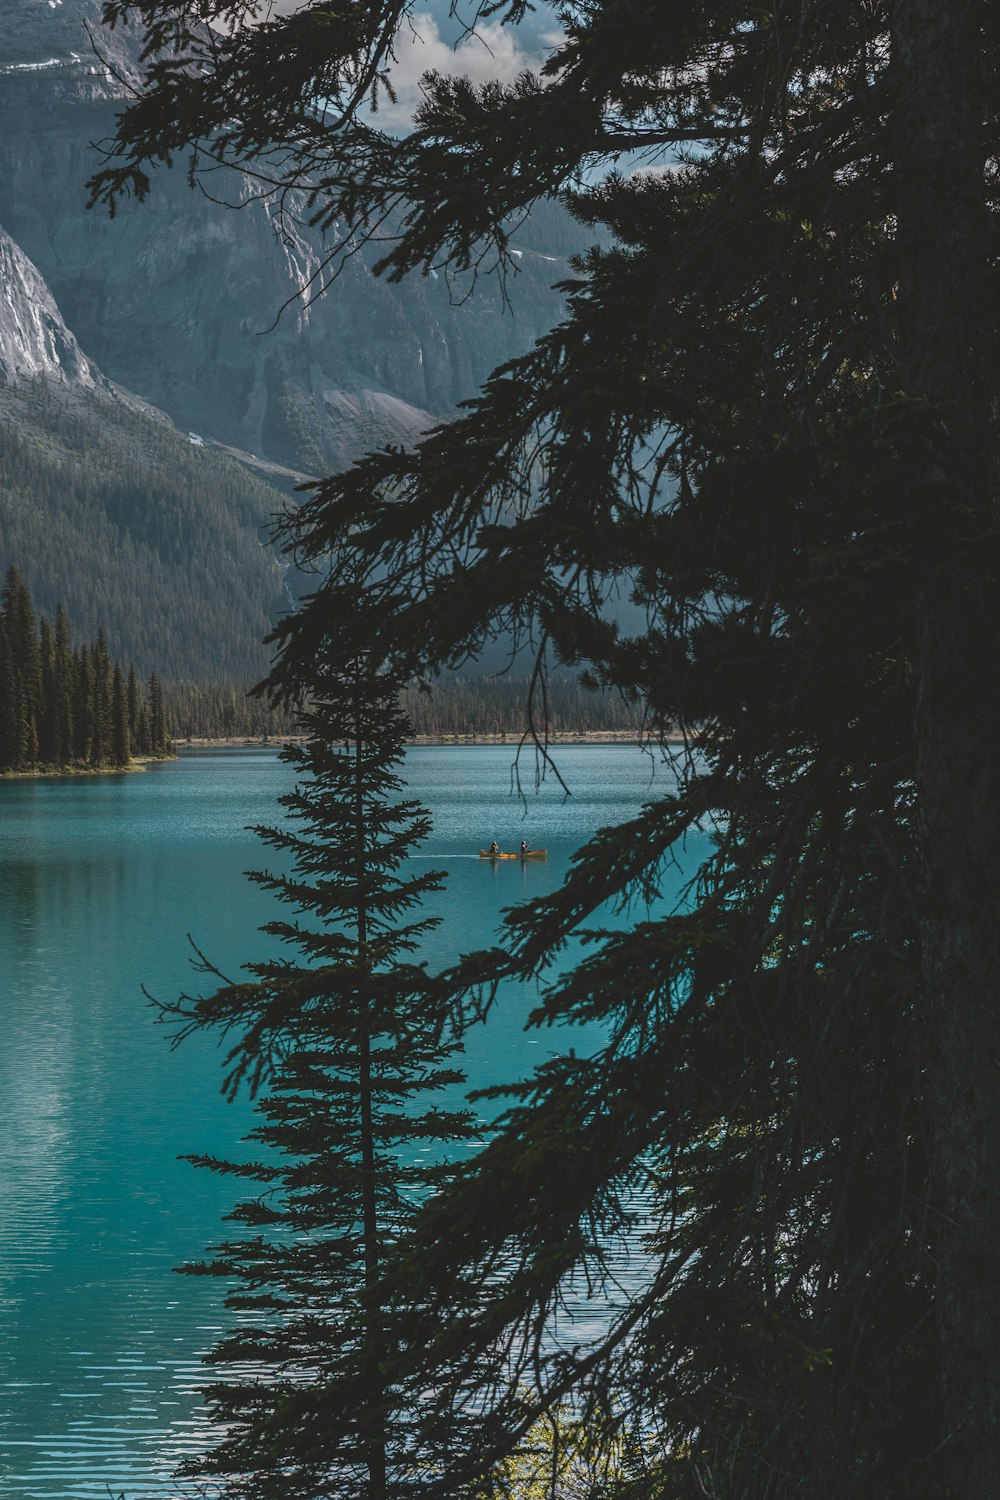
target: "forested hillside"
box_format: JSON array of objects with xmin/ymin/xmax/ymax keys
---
[
  {"xmin": 162, "ymin": 680, "xmax": 300, "ymax": 740},
  {"xmin": 161, "ymin": 675, "xmax": 642, "ymax": 741},
  {"xmin": 0, "ymin": 380, "xmax": 292, "ymax": 682},
  {"xmin": 0, "ymin": 0, "xmax": 588, "ymax": 697}
]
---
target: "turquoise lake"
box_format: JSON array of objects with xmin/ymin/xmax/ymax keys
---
[{"xmin": 0, "ymin": 745, "xmax": 707, "ymax": 1499}]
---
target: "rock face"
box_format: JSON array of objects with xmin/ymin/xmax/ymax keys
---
[
  {"xmin": 0, "ymin": 0, "xmax": 579, "ymax": 475},
  {"xmin": 1, "ymin": 0, "xmax": 141, "ymax": 98},
  {"xmin": 0, "ymin": 220, "xmax": 111, "ymax": 389},
  {"xmin": 0, "ymin": 1, "xmax": 583, "ymax": 681}
]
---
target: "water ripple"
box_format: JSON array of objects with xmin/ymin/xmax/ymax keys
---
[{"xmin": 1, "ymin": 748, "xmax": 697, "ymax": 1497}]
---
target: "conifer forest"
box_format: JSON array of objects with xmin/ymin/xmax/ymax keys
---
[
  {"xmin": 0, "ymin": 566, "xmax": 171, "ymax": 772},
  {"xmin": 5, "ymin": 3, "xmax": 1000, "ymax": 1500}
]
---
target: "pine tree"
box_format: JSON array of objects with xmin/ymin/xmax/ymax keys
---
[
  {"xmin": 37, "ymin": 615, "xmax": 57, "ymax": 765},
  {"xmin": 0, "ymin": 617, "xmax": 21, "ymax": 772},
  {"xmin": 134, "ymin": 703, "xmax": 151, "ymax": 758},
  {"xmin": 166, "ymin": 659, "xmax": 473, "ymax": 1499},
  {"xmin": 89, "ymin": 631, "xmax": 111, "ymax": 768},
  {"xmin": 53, "ymin": 604, "xmax": 74, "ymax": 767},
  {"xmin": 148, "ymin": 671, "xmax": 166, "ymax": 755},
  {"xmin": 0, "ymin": 577, "xmax": 173, "ymax": 772},
  {"xmin": 2, "ymin": 565, "xmax": 40, "ymax": 768},
  {"xmin": 72, "ymin": 646, "xmax": 94, "ymax": 764},
  {"xmin": 111, "ymin": 662, "xmax": 131, "ymax": 768},
  {"xmin": 93, "ymin": 3, "xmax": 1000, "ymax": 1493},
  {"xmin": 126, "ymin": 662, "xmax": 140, "ymax": 748}
]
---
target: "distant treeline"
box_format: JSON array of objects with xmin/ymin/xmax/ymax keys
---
[
  {"xmin": 401, "ymin": 676, "xmax": 644, "ymax": 736},
  {"xmin": 0, "ymin": 567, "xmax": 171, "ymax": 773},
  {"xmin": 163, "ymin": 679, "xmax": 301, "ymax": 740},
  {"xmin": 162, "ymin": 675, "xmax": 644, "ymax": 741}
]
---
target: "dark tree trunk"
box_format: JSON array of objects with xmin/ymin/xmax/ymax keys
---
[
  {"xmin": 892, "ymin": 3, "xmax": 1000, "ymax": 1491},
  {"xmin": 355, "ymin": 720, "xmax": 387, "ymax": 1500}
]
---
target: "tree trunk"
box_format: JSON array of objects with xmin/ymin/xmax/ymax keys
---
[
  {"xmin": 892, "ymin": 3, "xmax": 1000, "ymax": 1492},
  {"xmin": 355, "ymin": 708, "xmax": 388, "ymax": 1500}
]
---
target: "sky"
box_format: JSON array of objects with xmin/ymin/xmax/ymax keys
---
[
  {"xmin": 376, "ymin": 6, "xmax": 559, "ymax": 129},
  {"xmin": 264, "ymin": 0, "xmax": 561, "ymax": 130}
]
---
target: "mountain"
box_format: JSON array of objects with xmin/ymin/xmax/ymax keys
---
[
  {"xmin": 0, "ymin": 375, "xmax": 295, "ymax": 682},
  {"xmin": 0, "ymin": 0, "xmax": 584, "ymax": 683},
  {"xmin": 0, "ymin": 1, "xmax": 581, "ymax": 476},
  {"xmin": 0, "ymin": 207, "xmax": 300, "ymax": 681},
  {"xmin": 0, "ymin": 221, "xmax": 113, "ymax": 391}
]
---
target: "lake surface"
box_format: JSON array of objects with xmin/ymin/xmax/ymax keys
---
[{"xmin": 0, "ymin": 745, "xmax": 707, "ymax": 1499}]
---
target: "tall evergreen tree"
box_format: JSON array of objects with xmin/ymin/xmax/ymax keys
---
[
  {"xmin": 165, "ymin": 657, "xmax": 473, "ymax": 1499},
  {"xmin": 53, "ymin": 604, "xmax": 74, "ymax": 767},
  {"xmin": 0, "ymin": 577, "xmax": 174, "ymax": 772},
  {"xmin": 37, "ymin": 615, "xmax": 57, "ymax": 765},
  {"xmin": 0, "ymin": 617, "xmax": 21, "ymax": 771},
  {"xmin": 94, "ymin": 2, "xmax": 1000, "ymax": 1494},
  {"xmin": 89, "ymin": 631, "xmax": 111, "ymax": 769},
  {"xmin": 111, "ymin": 662, "xmax": 131, "ymax": 768},
  {"xmin": 2, "ymin": 565, "xmax": 40, "ymax": 767},
  {"xmin": 134, "ymin": 701, "xmax": 151, "ymax": 758},
  {"xmin": 126, "ymin": 662, "xmax": 140, "ymax": 747},
  {"xmin": 148, "ymin": 671, "xmax": 166, "ymax": 755},
  {"xmin": 72, "ymin": 645, "xmax": 94, "ymax": 765}
]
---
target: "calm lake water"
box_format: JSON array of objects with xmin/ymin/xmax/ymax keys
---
[{"xmin": 0, "ymin": 745, "xmax": 707, "ymax": 1499}]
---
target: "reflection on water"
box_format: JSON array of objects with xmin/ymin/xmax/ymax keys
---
[{"xmin": 0, "ymin": 747, "xmax": 705, "ymax": 1497}]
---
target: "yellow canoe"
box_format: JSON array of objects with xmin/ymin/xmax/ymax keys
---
[{"xmin": 479, "ymin": 849, "xmax": 547, "ymax": 860}]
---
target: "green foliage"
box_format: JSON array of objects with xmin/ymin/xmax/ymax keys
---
[
  {"xmin": 156, "ymin": 675, "xmax": 639, "ymax": 741},
  {"xmin": 0, "ymin": 380, "xmax": 289, "ymax": 681},
  {"xmin": 0, "ymin": 566, "xmax": 171, "ymax": 771},
  {"xmin": 267, "ymin": 391, "xmax": 329, "ymax": 474},
  {"xmin": 162, "ymin": 652, "xmax": 474, "ymax": 1499},
  {"xmin": 472, "ymin": 1404, "xmax": 656, "ymax": 1500},
  {"xmin": 402, "ymin": 676, "xmax": 642, "ymax": 737},
  {"xmin": 160, "ymin": 678, "xmax": 301, "ymax": 740},
  {"xmin": 99, "ymin": 2, "xmax": 1000, "ymax": 1497}
]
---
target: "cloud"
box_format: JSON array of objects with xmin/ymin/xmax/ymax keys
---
[
  {"xmin": 232, "ymin": 3, "xmax": 552, "ymax": 130},
  {"xmin": 372, "ymin": 11, "xmax": 547, "ymax": 130}
]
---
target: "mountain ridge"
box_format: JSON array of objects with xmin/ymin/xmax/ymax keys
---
[
  {"xmin": 0, "ymin": 0, "xmax": 586, "ymax": 681},
  {"xmin": 0, "ymin": 0, "xmax": 580, "ymax": 474}
]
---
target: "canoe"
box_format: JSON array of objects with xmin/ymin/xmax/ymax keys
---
[{"xmin": 479, "ymin": 849, "xmax": 547, "ymax": 860}]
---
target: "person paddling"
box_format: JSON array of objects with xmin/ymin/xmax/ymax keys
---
[
  {"xmin": 520, "ymin": 840, "xmax": 531, "ymax": 854},
  {"xmin": 489, "ymin": 840, "xmax": 500, "ymax": 855}
]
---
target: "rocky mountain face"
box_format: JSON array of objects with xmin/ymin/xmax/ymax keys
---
[
  {"xmin": 2, "ymin": 0, "xmax": 140, "ymax": 93},
  {"xmin": 0, "ymin": 226, "xmax": 292, "ymax": 682},
  {"xmin": 0, "ymin": 0, "xmax": 579, "ymax": 477},
  {"xmin": 0, "ymin": 0, "xmax": 582, "ymax": 683},
  {"xmin": 0, "ymin": 220, "xmax": 113, "ymax": 390}
]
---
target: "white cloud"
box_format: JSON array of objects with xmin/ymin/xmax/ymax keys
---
[
  {"xmin": 230, "ymin": 4, "xmax": 553, "ymax": 130},
  {"xmin": 372, "ymin": 11, "xmax": 547, "ymax": 130}
]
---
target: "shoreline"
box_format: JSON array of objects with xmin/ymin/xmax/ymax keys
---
[
  {"xmin": 4, "ymin": 733, "xmax": 695, "ymax": 775},
  {"xmin": 0, "ymin": 754, "xmax": 176, "ymax": 781},
  {"xmin": 176, "ymin": 730, "xmax": 688, "ymax": 750}
]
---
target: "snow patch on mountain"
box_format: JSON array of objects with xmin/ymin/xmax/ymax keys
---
[{"xmin": 4, "ymin": 0, "xmax": 142, "ymax": 93}]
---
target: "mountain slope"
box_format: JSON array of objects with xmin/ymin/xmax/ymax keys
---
[
  {"xmin": 0, "ymin": 0, "xmax": 588, "ymax": 685},
  {"xmin": 0, "ymin": 378, "xmax": 292, "ymax": 681},
  {"xmin": 0, "ymin": 209, "xmax": 295, "ymax": 682},
  {"xmin": 0, "ymin": 0, "xmax": 582, "ymax": 477}
]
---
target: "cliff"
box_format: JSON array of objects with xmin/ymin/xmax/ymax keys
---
[
  {"xmin": 0, "ymin": 0, "xmax": 579, "ymax": 475},
  {"xmin": 0, "ymin": 219, "xmax": 113, "ymax": 390},
  {"xmin": 0, "ymin": 0, "xmax": 582, "ymax": 680}
]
